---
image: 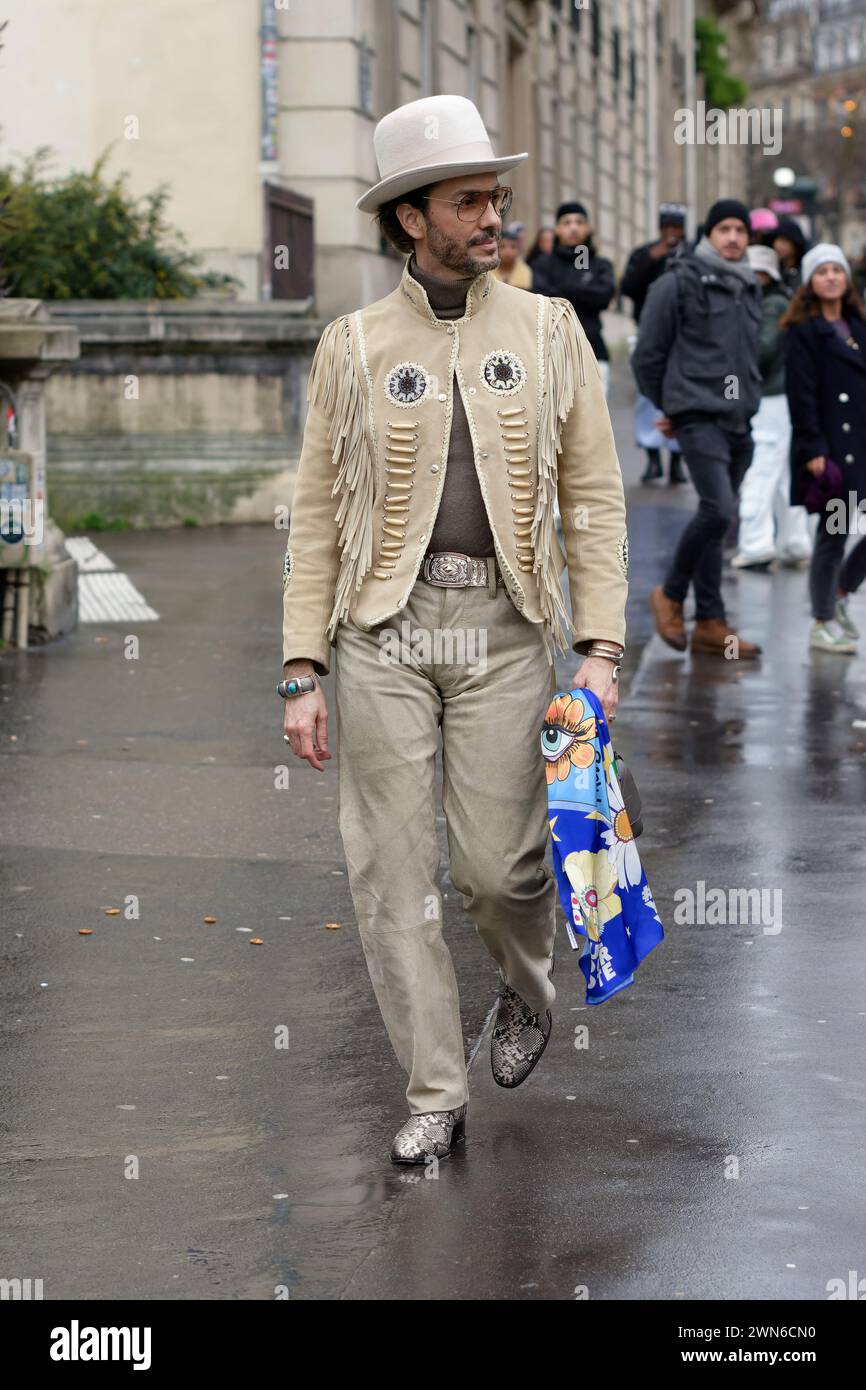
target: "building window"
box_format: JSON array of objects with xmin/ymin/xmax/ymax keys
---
[
  {"xmin": 359, "ymin": 35, "xmax": 372, "ymax": 113},
  {"xmin": 467, "ymin": 23, "xmax": 480, "ymax": 102},
  {"xmin": 671, "ymin": 40, "xmax": 684, "ymax": 88},
  {"xmin": 419, "ymin": 0, "xmax": 433, "ymax": 95},
  {"xmin": 612, "ymin": 28, "xmax": 620, "ymax": 81},
  {"xmin": 591, "ymin": 0, "xmax": 601, "ymax": 58},
  {"xmin": 569, "ymin": 0, "xmax": 581, "ymax": 32},
  {"xmin": 629, "ymin": 48, "xmax": 637, "ymax": 101}
]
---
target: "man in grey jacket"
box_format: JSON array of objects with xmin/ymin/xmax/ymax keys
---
[{"xmin": 632, "ymin": 198, "xmax": 763, "ymax": 656}]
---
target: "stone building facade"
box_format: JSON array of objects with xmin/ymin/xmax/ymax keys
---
[
  {"xmin": 741, "ymin": 0, "xmax": 866, "ymax": 252},
  {"xmin": 0, "ymin": 0, "xmax": 761, "ymax": 536},
  {"xmin": 0, "ymin": 0, "xmax": 752, "ymax": 319},
  {"xmin": 287, "ymin": 0, "xmax": 749, "ymax": 316}
]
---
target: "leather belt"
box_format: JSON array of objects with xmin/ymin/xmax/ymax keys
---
[{"xmin": 421, "ymin": 551, "xmax": 501, "ymax": 590}]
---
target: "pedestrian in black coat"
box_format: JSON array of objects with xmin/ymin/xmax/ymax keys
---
[
  {"xmin": 621, "ymin": 202, "xmax": 689, "ymax": 484},
  {"xmin": 766, "ymin": 218, "xmax": 809, "ymax": 293},
  {"xmin": 531, "ymin": 201, "xmax": 615, "ymax": 384},
  {"xmin": 620, "ymin": 204, "xmax": 687, "ymax": 324},
  {"xmin": 782, "ymin": 242, "xmax": 866, "ymax": 654}
]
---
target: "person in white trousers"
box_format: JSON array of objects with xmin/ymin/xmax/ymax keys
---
[{"xmin": 733, "ymin": 245, "xmax": 812, "ymax": 569}]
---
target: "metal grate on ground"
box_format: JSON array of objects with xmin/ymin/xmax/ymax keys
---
[{"xmin": 66, "ymin": 536, "xmax": 159, "ymax": 623}]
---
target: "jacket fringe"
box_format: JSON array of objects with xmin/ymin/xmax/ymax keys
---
[
  {"xmin": 532, "ymin": 297, "xmax": 587, "ymax": 654},
  {"xmin": 306, "ymin": 314, "xmax": 375, "ymax": 642}
]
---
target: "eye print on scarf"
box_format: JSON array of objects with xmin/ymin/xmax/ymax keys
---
[
  {"xmin": 384, "ymin": 361, "xmax": 433, "ymax": 408},
  {"xmin": 541, "ymin": 693, "xmax": 598, "ymax": 785},
  {"xmin": 283, "ymin": 546, "xmax": 294, "ymax": 590},
  {"xmin": 479, "ymin": 348, "xmax": 527, "ymax": 396}
]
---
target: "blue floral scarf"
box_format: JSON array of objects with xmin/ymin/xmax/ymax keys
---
[{"xmin": 542, "ymin": 686, "xmax": 664, "ymax": 1003}]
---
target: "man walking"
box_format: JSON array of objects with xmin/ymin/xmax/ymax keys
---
[
  {"xmin": 632, "ymin": 199, "xmax": 763, "ymax": 657},
  {"xmin": 620, "ymin": 203, "xmax": 688, "ymax": 485},
  {"xmin": 530, "ymin": 200, "xmax": 616, "ymax": 396},
  {"xmin": 279, "ymin": 96, "xmax": 629, "ymax": 1164}
]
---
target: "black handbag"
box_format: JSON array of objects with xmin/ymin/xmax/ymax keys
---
[{"xmin": 612, "ymin": 749, "xmax": 643, "ymax": 838}]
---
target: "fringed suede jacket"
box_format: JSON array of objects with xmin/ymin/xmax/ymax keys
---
[{"xmin": 281, "ymin": 259, "xmax": 629, "ymax": 675}]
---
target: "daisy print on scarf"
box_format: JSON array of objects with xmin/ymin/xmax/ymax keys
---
[
  {"xmin": 562, "ymin": 847, "xmax": 622, "ymax": 943},
  {"xmin": 600, "ymin": 774, "xmax": 642, "ymax": 889}
]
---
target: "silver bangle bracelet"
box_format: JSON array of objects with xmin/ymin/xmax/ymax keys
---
[{"xmin": 277, "ymin": 675, "xmax": 318, "ymax": 698}]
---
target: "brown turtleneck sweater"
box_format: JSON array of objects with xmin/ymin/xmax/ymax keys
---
[{"xmin": 408, "ymin": 257, "xmax": 495, "ymax": 558}]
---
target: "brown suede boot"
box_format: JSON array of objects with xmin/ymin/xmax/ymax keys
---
[
  {"xmin": 649, "ymin": 584, "xmax": 687, "ymax": 650},
  {"xmin": 690, "ymin": 618, "xmax": 762, "ymax": 658}
]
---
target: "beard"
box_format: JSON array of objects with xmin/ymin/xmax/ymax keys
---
[{"xmin": 424, "ymin": 219, "xmax": 500, "ymax": 277}]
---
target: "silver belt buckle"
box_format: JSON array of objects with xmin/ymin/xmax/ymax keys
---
[{"xmin": 423, "ymin": 552, "xmax": 484, "ymax": 587}]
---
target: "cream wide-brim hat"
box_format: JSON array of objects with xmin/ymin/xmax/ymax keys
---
[{"xmin": 356, "ymin": 94, "xmax": 528, "ymax": 214}]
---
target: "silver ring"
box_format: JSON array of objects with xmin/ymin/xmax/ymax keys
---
[{"xmin": 283, "ymin": 734, "xmax": 291, "ymax": 743}]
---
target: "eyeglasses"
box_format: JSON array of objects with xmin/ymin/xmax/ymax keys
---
[{"xmin": 422, "ymin": 186, "xmax": 514, "ymax": 223}]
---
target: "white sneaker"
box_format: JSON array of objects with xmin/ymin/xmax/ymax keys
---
[
  {"xmin": 731, "ymin": 550, "xmax": 775, "ymax": 569},
  {"xmin": 778, "ymin": 550, "xmax": 810, "ymax": 569},
  {"xmin": 835, "ymin": 597, "xmax": 860, "ymax": 640},
  {"xmin": 810, "ymin": 621, "xmax": 857, "ymax": 655}
]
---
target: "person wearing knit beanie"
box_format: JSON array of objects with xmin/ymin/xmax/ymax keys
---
[
  {"xmin": 768, "ymin": 218, "xmax": 810, "ymax": 290},
  {"xmin": 769, "ymin": 217, "xmax": 808, "ymax": 258},
  {"xmin": 532, "ymin": 196, "xmax": 616, "ymax": 535},
  {"xmin": 532, "ymin": 198, "xmax": 615, "ymax": 390},
  {"xmin": 555, "ymin": 200, "xmax": 588, "ymax": 221},
  {"xmin": 658, "ymin": 202, "xmax": 687, "ymax": 230},
  {"xmin": 632, "ymin": 191, "xmax": 764, "ymax": 657},
  {"xmin": 749, "ymin": 207, "xmax": 778, "ymax": 242},
  {"xmin": 703, "ymin": 198, "xmax": 751, "ymax": 238},
  {"xmin": 783, "ymin": 240, "xmax": 866, "ymax": 654},
  {"xmin": 800, "ymin": 242, "xmax": 852, "ymax": 289}
]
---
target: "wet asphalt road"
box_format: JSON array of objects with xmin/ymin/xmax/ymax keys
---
[{"xmin": 2, "ymin": 371, "xmax": 865, "ymax": 1301}]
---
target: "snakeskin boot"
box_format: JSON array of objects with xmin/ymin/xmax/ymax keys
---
[
  {"xmin": 491, "ymin": 981, "xmax": 552, "ymax": 1088},
  {"xmin": 389, "ymin": 1104, "xmax": 468, "ymax": 1165}
]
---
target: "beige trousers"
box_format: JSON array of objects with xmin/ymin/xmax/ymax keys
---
[{"xmin": 334, "ymin": 567, "xmax": 558, "ymax": 1113}]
